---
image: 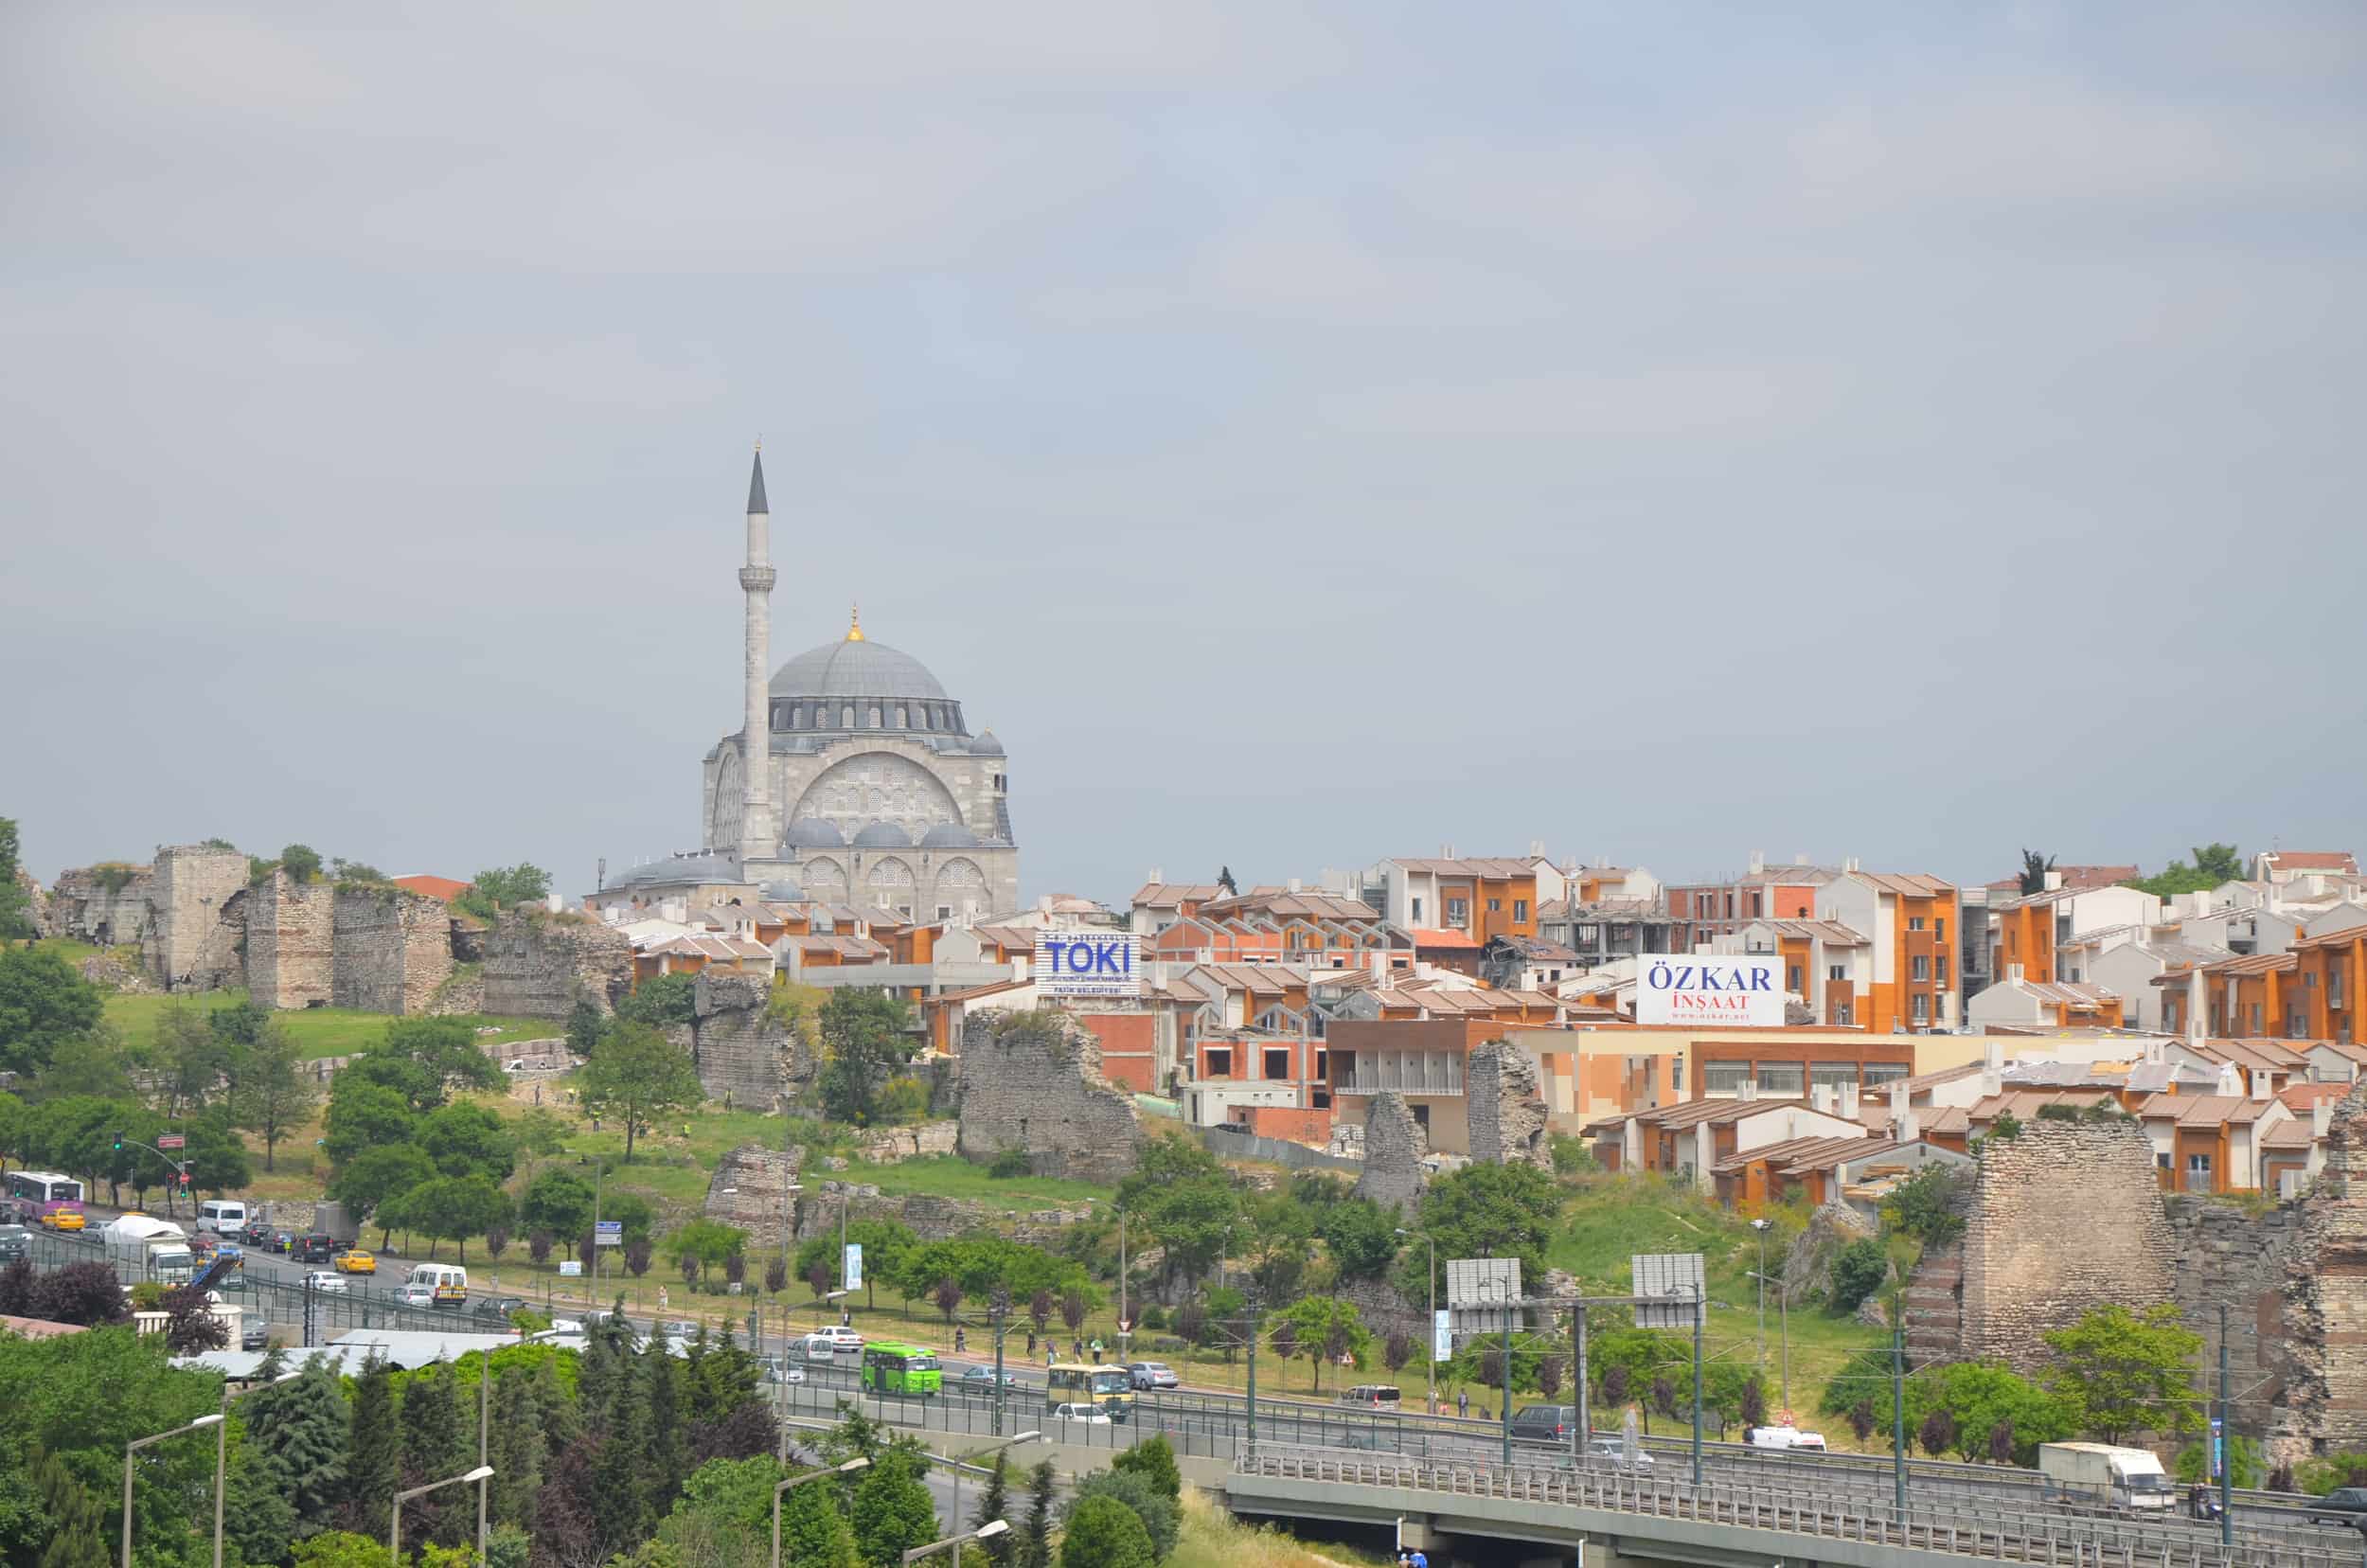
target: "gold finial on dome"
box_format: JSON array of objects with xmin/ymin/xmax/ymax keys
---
[{"xmin": 846, "ymin": 601, "xmax": 864, "ymax": 641}]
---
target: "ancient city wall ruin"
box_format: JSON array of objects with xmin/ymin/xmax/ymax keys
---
[
  {"xmin": 1467, "ymin": 1039, "xmax": 1551, "ymax": 1169},
  {"xmin": 956, "ymin": 1007, "xmax": 1142, "ymax": 1185},
  {"xmin": 139, "ymin": 845, "xmax": 248, "ymax": 991},
  {"xmin": 330, "ymin": 885, "xmax": 455, "ymax": 1014},
  {"xmin": 244, "ymin": 870, "xmax": 336, "ymax": 1008},
  {"xmin": 689, "ymin": 971, "xmax": 817, "ymax": 1107},
  {"xmin": 481, "ymin": 910, "xmax": 632, "ymax": 1020}
]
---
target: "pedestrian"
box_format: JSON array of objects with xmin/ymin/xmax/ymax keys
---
[
  {"xmin": 1027, "ymin": 1330, "xmax": 1037, "ymax": 1354},
  {"xmin": 1091, "ymin": 1336, "xmax": 1103, "ymax": 1363},
  {"xmin": 1072, "ymin": 1337, "xmax": 1082, "ymax": 1361},
  {"xmin": 955, "ymin": 1327, "xmax": 967, "ymax": 1354},
  {"xmin": 1458, "ymin": 1390, "xmax": 1469, "ymax": 1419}
]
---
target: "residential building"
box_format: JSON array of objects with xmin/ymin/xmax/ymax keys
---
[
  {"xmin": 1579, "ymin": 1096, "xmax": 1866, "ymax": 1189},
  {"xmin": 1983, "ymin": 864, "xmax": 2142, "ymax": 896},
  {"xmin": 1712, "ymin": 1134, "xmax": 1970, "ymax": 1212},
  {"xmin": 2131, "ymin": 1094, "xmax": 2294, "ymax": 1194},
  {"xmin": 2086, "ymin": 937, "xmax": 2232, "ymax": 1032},
  {"xmin": 2292, "ymin": 916, "xmax": 2367, "ymax": 1043},
  {"xmin": 2256, "ymin": 850, "xmax": 2360, "ymax": 884},
  {"xmin": 1965, "ymin": 967, "xmax": 2127, "ymax": 1030},
  {"xmin": 1664, "ymin": 854, "xmax": 1842, "ymax": 940},
  {"xmin": 1480, "ymin": 935, "xmax": 1584, "ymax": 991},
  {"xmin": 1361, "ymin": 857, "xmax": 1542, "ymax": 944},
  {"xmin": 1814, "ymin": 868, "xmax": 1964, "ymax": 1032},
  {"xmin": 1540, "ymin": 897, "xmax": 1691, "ymax": 969},
  {"xmin": 1984, "ymin": 882, "xmax": 2163, "ymax": 989},
  {"xmin": 1726, "ymin": 918, "xmax": 1870, "ymax": 1025}
]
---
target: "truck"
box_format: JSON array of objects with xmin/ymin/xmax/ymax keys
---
[
  {"xmin": 101, "ymin": 1215, "xmax": 196, "ymax": 1286},
  {"xmin": 2038, "ymin": 1442, "xmax": 2174, "ymax": 1512}
]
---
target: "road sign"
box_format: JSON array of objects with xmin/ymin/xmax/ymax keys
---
[
  {"xmin": 1631, "ymin": 1253, "xmax": 1706, "ymax": 1329},
  {"xmin": 595, "ymin": 1221, "xmax": 622, "ymax": 1247},
  {"xmin": 156, "ymin": 1134, "xmax": 186, "ymax": 1150},
  {"xmin": 1446, "ymin": 1258, "xmax": 1522, "ymax": 1333},
  {"xmin": 559, "ymin": 1261, "xmax": 582, "ymax": 1277},
  {"xmin": 2211, "ymin": 1416, "xmax": 2224, "ymax": 1479},
  {"xmin": 1117, "ymin": 1319, "xmax": 1132, "ymax": 1334}
]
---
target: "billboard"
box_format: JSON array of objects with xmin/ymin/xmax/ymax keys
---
[
  {"xmin": 1635, "ymin": 953, "xmax": 1784, "ymax": 1026},
  {"xmin": 844, "ymin": 1242, "xmax": 863, "ymax": 1292},
  {"xmin": 1033, "ymin": 933, "xmax": 1141, "ymax": 998},
  {"xmin": 1631, "ymin": 1252, "xmax": 1706, "ymax": 1329},
  {"xmin": 595, "ymin": 1221, "xmax": 622, "ymax": 1247}
]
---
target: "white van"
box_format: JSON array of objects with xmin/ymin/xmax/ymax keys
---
[
  {"xmin": 198, "ymin": 1200, "xmax": 248, "ymax": 1232},
  {"xmin": 1746, "ymin": 1426, "xmax": 1827, "ymax": 1452},
  {"xmin": 405, "ymin": 1264, "xmax": 469, "ymax": 1307}
]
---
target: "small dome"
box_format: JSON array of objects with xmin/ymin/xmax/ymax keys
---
[
  {"xmin": 851, "ymin": 821, "xmax": 912, "ymax": 848},
  {"xmin": 783, "ymin": 818, "xmax": 845, "ymax": 848},
  {"xmin": 920, "ymin": 822, "xmax": 980, "ymax": 849},
  {"xmin": 970, "ymin": 729, "xmax": 1006, "ymax": 757},
  {"xmin": 757, "ymin": 879, "xmax": 806, "ymax": 902}
]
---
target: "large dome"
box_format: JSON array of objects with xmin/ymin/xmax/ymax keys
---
[{"xmin": 770, "ymin": 636, "xmax": 948, "ymax": 703}]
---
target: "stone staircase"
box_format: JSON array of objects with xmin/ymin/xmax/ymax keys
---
[{"xmin": 1901, "ymin": 1242, "xmax": 1963, "ymax": 1366}]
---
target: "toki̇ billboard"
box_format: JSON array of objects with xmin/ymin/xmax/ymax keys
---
[
  {"xmin": 1033, "ymin": 933, "xmax": 1142, "ymax": 998},
  {"xmin": 1635, "ymin": 953, "xmax": 1784, "ymax": 1026}
]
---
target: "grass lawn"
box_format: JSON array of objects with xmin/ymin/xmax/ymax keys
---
[
  {"xmin": 101, "ymin": 986, "xmax": 556, "ymax": 1060},
  {"xmin": 854, "ymin": 1154, "xmax": 1111, "ymax": 1208}
]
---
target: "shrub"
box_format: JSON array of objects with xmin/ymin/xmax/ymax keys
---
[
  {"xmin": 1109, "ymin": 1434, "xmax": 1181, "ymax": 1504},
  {"xmin": 988, "ymin": 1149, "xmax": 1033, "ymax": 1180},
  {"xmin": 1059, "ymin": 1494, "xmax": 1157, "ymax": 1568},
  {"xmin": 1829, "ymin": 1238, "xmax": 1890, "ymax": 1313}
]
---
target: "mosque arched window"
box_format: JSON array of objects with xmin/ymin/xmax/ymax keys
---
[
  {"xmin": 868, "ymin": 705, "xmax": 882, "ymax": 728},
  {"xmin": 842, "ymin": 704, "xmax": 855, "ymax": 728},
  {"xmin": 896, "ymin": 705, "xmax": 908, "ymax": 728}
]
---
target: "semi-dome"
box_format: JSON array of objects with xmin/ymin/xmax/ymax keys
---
[
  {"xmin": 783, "ymin": 818, "xmax": 845, "ymax": 848},
  {"xmin": 851, "ymin": 821, "xmax": 913, "ymax": 848},
  {"xmin": 770, "ymin": 636, "xmax": 948, "ymax": 704},
  {"xmin": 970, "ymin": 729, "xmax": 1006, "ymax": 757},
  {"xmin": 919, "ymin": 822, "xmax": 980, "ymax": 848}
]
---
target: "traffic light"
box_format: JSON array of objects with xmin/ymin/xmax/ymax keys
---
[
  {"xmin": 178, "ymin": 1172, "xmax": 190, "ymax": 1186},
  {"xmin": 112, "ymin": 1131, "xmax": 123, "ymax": 1151}
]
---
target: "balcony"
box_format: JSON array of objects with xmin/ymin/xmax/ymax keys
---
[{"xmin": 1339, "ymin": 1052, "xmax": 1465, "ymax": 1096}]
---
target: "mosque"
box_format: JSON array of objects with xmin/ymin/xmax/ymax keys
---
[{"xmin": 604, "ymin": 449, "xmax": 1020, "ymax": 918}]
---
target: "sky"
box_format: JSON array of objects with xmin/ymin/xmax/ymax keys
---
[{"xmin": 4, "ymin": 2, "xmax": 2364, "ymax": 906}]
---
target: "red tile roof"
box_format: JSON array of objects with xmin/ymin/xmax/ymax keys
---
[
  {"xmin": 393, "ymin": 874, "xmax": 472, "ymax": 902},
  {"xmin": 1407, "ymin": 927, "xmax": 1482, "ymax": 950},
  {"xmin": 2264, "ymin": 851, "xmax": 2358, "ymax": 873}
]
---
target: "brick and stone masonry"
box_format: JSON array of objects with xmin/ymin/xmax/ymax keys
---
[
  {"xmin": 1466, "ymin": 1039, "xmax": 1552, "ymax": 1169},
  {"xmin": 2278, "ymin": 1080, "xmax": 2367, "ymax": 1460},
  {"xmin": 330, "ymin": 886, "xmax": 455, "ymax": 1014},
  {"xmin": 1353, "ymin": 1092, "xmax": 1430, "ymax": 1217},
  {"xmin": 244, "ymin": 870, "xmax": 336, "ymax": 1009},
  {"xmin": 481, "ymin": 910, "xmax": 633, "ymax": 1020},
  {"xmin": 690, "ymin": 971, "xmax": 819, "ymax": 1108},
  {"xmin": 955, "ymin": 1008, "xmax": 1142, "ymax": 1185},
  {"xmin": 1958, "ymin": 1117, "xmax": 2177, "ymax": 1374},
  {"xmin": 141, "ymin": 845, "xmax": 248, "ymax": 991}
]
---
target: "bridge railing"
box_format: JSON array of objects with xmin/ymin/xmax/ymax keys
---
[{"xmin": 1235, "ymin": 1447, "xmax": 2360, "ymax": 1568}]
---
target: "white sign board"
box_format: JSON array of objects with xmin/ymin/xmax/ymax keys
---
[
  {"xmin": 595, "ymin": 1221, "xmax": 622, "ymax": 1247},
  {"xmin": 1033, "ymin": 933, "xmax": 1142, "ymax": 998},
  {"xmin": 1635, "ymin": 953, "xmax": 1784, "ymax": 1027},
  {"xmin": 559, "ymin": 1260, "xmax": 582, "ymax": 1277},
  {"xmin": 1433, "ymin": 1309, "xmax": 1452, "ymax": 1363},
  {"xmin": 843, "ymin": 1242, "xmax": 863, "ymax": 1292}
]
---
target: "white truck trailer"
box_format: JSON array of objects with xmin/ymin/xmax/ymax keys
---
[
  {"xmin": 100, "ymin": 1214, "xmax": 195, "ymax": 1286},
  {"xmin": 2038, "ymin": 1442, "xmax": 2174, "ymax": 1511}
]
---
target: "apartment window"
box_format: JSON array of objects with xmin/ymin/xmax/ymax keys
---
[
  {"xmin": 1827, "ymin": 964, "xmax": 1846, "ymax": 982},
  {"xmin": 1863, "ymin": 1062, "xmax": 1910, "ymax": 1086},
  {"xmin": 1610, "ymin": 924, "xmax": 1634, "ymax": 943},
  {"xmin": 1700, "ymin": 1060, "xmax": 1751, "ymax": 1096},
  {"xmin": 1411, "ymin": 898, "xmax": 1424, "ymax": 922},
  {"xmin": 2157, "ymin": 1151, "xmax": 2172, "ymax": 1172},
  {"xmin": 937, "ymin": 905, "xmax": 952, "ymax": 920},
  {"xmin": 1204, "ymin": 1048, "xmax": 1232, "ymax": 1078},
  {"xmin": 1577, "ymin": 924, "xmax": 1599, "ymax": 943},
  {"xmin": 1312, "ymin": 1050, "xmax": 1327, "ymax": 1079},
  {"xmin": 1911, "ymin": 955, "xmax": 1930, "ymax": 982},
  {"xmin": 1936, "ymin": 954, "xmax": 1949, "ymax": 986},
  {"xmin": 1935, "ymin": 918, "xmax": 1947, "ymax": 941},
  {"xmin": 2186, "ymin": 1151, "xmax": 2213, "ymax": 1186},
  {"xmin": 1487, "ymin": 899, "xmax": 1501, "ymax": 913},
  {"xmin": 1446, "ymin": 899, "xmax": 1469, "ymax": 928},
  {"xmin": 1750, "ymin": 892, "xmax": 1763, "ymax": 918},
  {"xmin": 1514, "ymin": 900, "xmax": 1528, "ymax": 922},
  {"xmin": 1811, "ymin": 1062, "xmax": 1860, "ymax": 1095},
  {"xmin": 1911, "ymin": 993, "xmax": 1931, "ymax": 1023},
  {"xmin": 1787, "ymin": 965, "xmax": 1804, "ymax": 992},
  {"xmin": 1908, "ymin": 917, "xmax": 1925, "ymax": 932},
  {"xmin": 1263, "ymin": 1047, "xmax": 1290, "ymax": 1081},
  {"xmin": 2250, "ymin": 1004, "xmax": 2264, "ymax": 1035},
  {"xmin": 1756, "ymin": 1061, "xmax": 1805, "ymax": 1096}
]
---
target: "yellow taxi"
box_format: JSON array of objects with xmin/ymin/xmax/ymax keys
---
[
  {"xmin": 42, "ymin": 1208, "xmax": 85, "ymax": 1232},
  {"xmin": 332, "ymin": 1248, "xmax": 377, "ymax": 1274}
]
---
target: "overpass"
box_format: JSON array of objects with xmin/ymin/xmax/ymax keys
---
[{"xmin": 1225, "ymin": 1447, "xmax": 2359, "ymax": 1568}]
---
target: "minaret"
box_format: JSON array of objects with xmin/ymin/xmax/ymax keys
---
[{"xmin": 736, "ymin": 444, "xmax": 779, "ymax": 867}]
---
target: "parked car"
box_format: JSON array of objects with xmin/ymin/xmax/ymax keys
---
[
  {"xmin": 0, "ymin": 1225, "xmax": 30, "ymax": 1263},
  {"xmin": 547, "ymin": 1317, "xmax": 584, "ymax": 1335},
  {"xmin": 1127, "ymin": 1362, "xmax": 1180, "ymax": 1391},
  {"xmin": 294, "ymin": 1234, "xmax": 336, "ymax": 1263},
  {"xmin": 799, "ymin": 1327, "xmax": 863, "ymax": 1356},
  {"xmin": 1508, "ymin": 1405, "xmax": 1581, "ymax": 1447},
  {"xmin": 332, "ymin": 1249, "xmax": 377, "ymax": 1274},
  {"xmin": 1049, "ymin": 1402, "xmax": 1112, "ymax": 1426},
  {"xmin": 2305, "ymin": 1488, "xmax": 2367, "ymax": 1527},
  {"xmin": 269, "ymin": 1232, "xmax": 295, "ymax": 1255},
  {"xmin": 301, "ymin": 1271, "xmax": 348, "ymax": 1293},
  {"xmin": 1585, "ymin": 1435, "xmax": 1653, "ymax": 1470},
  {"xmin": 241, "ymin": 1318, "xmax": 272, "ymax": 1351},
  {"xmin": 472, "ymin": 1295, "xmax": 527, "ymax": 1321},
  {"xmin": 395, "ymin": 1284, "xmax": 436, "ymax": 1308},
  {"xmin": 240, "ymin": 1221, "xmax": 274, "ymax": 1247}
]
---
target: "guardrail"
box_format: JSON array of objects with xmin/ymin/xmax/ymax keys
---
[{"xmin": 1236, "ymin": 1449, "xmax": 2361, "ymax": 1568}]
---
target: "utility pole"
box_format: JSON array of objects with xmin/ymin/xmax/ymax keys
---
[
  {"xmin": 477, "ymin": 1350, "xmax": 491, "ymax": 1563},
  {"xmin": 1500, "ymin": 1280, "xmax": 1515, "ymax": 1469},
  {"xmin": 1750, "ymin": 1219, "xmax": 1769, "ymax": 1377},
  {"xmin": 991, "ymin": 1289, "xmax": 1011, "ymax": 1438},
  {"xmin": 1243, "ymin": 1288, "xmax": 1264, "ymax": 1461},
  {"xmin": 591, "ymin": 1161, "xmax": 603, "ymax": 1310},
  {"xmin": 1117, "ymin": 1207, "xmax": 1128, "ymax": 1361},
  {"xmin": 1574, "ymin": 1302, "xmax": 1589, "ymax": 1469},
  {"xmin": 1892, "ymin": 1320, "xmax": 1906, "ymax": 1518},
  {"xmin": 1690, "ymin": 1284, "xmax": 1703, "ymax": 1488},
  {"xmin": 2218, "ymin": 1301, "xmax": 2233, "ymax": 1546}
]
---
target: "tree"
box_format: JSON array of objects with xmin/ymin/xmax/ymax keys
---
[
  {"xmin": 392, "ymin": 1176, "xmax": 513, "ymax": 1260},
  {"xmin": 152, "ymin": 1005, "xmax": 232, "ymax": 1116},
  {"xmin": 2017, "ymin": 850, "xmax": 2055, "ymax": 897},
  {"xmin": 1881, "ymin": 1164, "xmax": 1971, "ymax": 1247},
  {"xmin": 775, "ymin": 1470, "xmax": 862, "ymax": 1568},
  {"xmin": 420, "ymin": 1101, "xmax": 519, "ymax": 1181},
  {"xmin": 29, "ymin": 1262, "xmax": 132, "ymax": 1326},
  {"xmin": 1315, "ymin": 1198, "xmax": 1398, "ymax": 1281},
  {"xmin": 565, "ymin": 998, "xmax": 606, "ymax": 1060},
  {"xmin": 160, "ymin": 1285, "xmax": 228, "ymax": 1353},
  {"xmin": 519, "ymin": 1168, "xmax": 596, "ymax": 1252},
  {"xmin": 329, "ymin": 1145, "xmax": 436, "ymax": 1243},
  {"xmin": 2128, "ymin": 845, "xmax": 2246, "ymax": 899},
  {"xmin": 849, "ymin": 1452, "xmax": 938, "ymax": 1568},
  {"xmin": 369, "ymin": 1017, "xmax": 506, "ymax": 1110},
  {"xmin": 1538, "ymin": 1353, "xmax": 1564, "ymax": 1400},
  {"xmin": 2042, "ymin": 1303, "xmax": 2204, "ymax": 1444},
  {"xmin": 347, "ymin": 1355, "xmax": 400, "ymax": 1535},
  {"xmin": 578, "ymin": 1024, "xmax": 704, "ymax": 1162},
  {"xmin": 616, "ymin": 972, "xmax": 700, "ymax": 1031},
  {"xmin": 1019, "ymin": 1460, "xmax": 1057, "ymax": 1568},
  {"xmin": 1113, "ymin": 1137, "xmax": 1239, "ymax": 1285},
  {"xmin": 0, "ymin": 818, "xmax": 34, "ymax": 941},
  {"xmin": 816, "ymin": 989, "xmax": 920, "ymax": 1127},
  {"xmin": 183, "ymin": 1109, "xmax": 252, "ymax": 1194},
  {"xmin": 1919, "ymin": 1407, "xmax": 1957, "ymax": 1457},
  {"xmin": 972, "ymin": 1454, "xmax": 1014, "ymax": 1568},
  {"xmin": 1393, "ymin": 1162, "xmax": 1558, "ymax": 1304},
  {"xmin": 1109, "ymin": 1434, "xmax": 1181, "ymax": 1503},
  {"xmin": 667, "ymin": 1219, "xmax": 750, "ymax": 1275},
  {"xmin": 322, "ymin": 1081, "xmax": 417, "ymax": 1167},
  {"xmin": 1058, "ymin": 1495, "xmax": 1154, "ymax": 1568},
  {"xmin": 933, "ymin": 1276, "xmax": 965, "ymax": 1324},
  {"xmin": 1829, "ymin": 1237, "xmax": 1891, "ymax": 1312},
  {"xmin": 1269, "ymin": 1294, "xmax": 1369, "ymax": 1394},
  {"xmin": 280, "ymin": 845, "xmax": 325, "ymax": 883},
  {"xmin": 1067, "ymin": 1469, "xmax": 1176, "ymax": 1558},
  {"xmin": 454, "ymin": 864, "xmax": 553, "ymax": 923},
  {"xmin": 245, "ymin": 1358, "xmax": 350, "ymax": 1536},
  {"xmin": 1737, "ymin": 1374, "xmax": 1766, "ymax": 1431},
  {"xmin": 0, "ymin": 947, "xmax": 104, "ymax": 1077},
  {"xmin": 229, "ymin": 1017, "xmax": 321, "ymax": 1171},
  {"xmin": 30, "ymin": 1444, "xmax": 109, "ymax": 1568}
]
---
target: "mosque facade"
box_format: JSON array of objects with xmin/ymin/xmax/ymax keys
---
[{"xmin": 691, "ymin": 449, "xmax": 1019, "ymax": 919}]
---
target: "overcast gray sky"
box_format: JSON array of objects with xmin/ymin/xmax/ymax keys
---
[{"xmin": 5, "ymin": 2, "xmax": 2363, "ymax": 905}]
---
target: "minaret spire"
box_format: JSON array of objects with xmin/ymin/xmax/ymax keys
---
[{"xmin": 736, "ymin": 443, "xmax": 779, "ymax": 867}]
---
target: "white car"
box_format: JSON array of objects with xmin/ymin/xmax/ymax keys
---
[
  {"xmin": 1586, "ymin": 1436, "xmax": 1653, "ymax": 1470},
  {"xmin": 801, "ymin": 1327, "xmax": 863, "ymax": 1355},
  {"xmin": 547, "ymin": 1317, "xmax": 584, "ymax": 1335},
  {"xmin": 764, "ymin": 1359, "xmax": 808, "ymax": 1384},
  {"xmin": 302, "ymin": 1272, "xmax": 348, "ymax": 1293},
  {"xmin": 1049, "ymin": 1402, "xmax": 1112, "ymax": 1426},
  {"xmin": 395, "ymin": 1284, "xmax": 436, "ymax": 1308}
]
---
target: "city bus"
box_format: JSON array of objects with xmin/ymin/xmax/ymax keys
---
[
  {"xmin": 860, "ymin": 1343, "xmax": 943, "ymax": 1397},
  {"xmin": 6, "ymin": 1171, "xmax": 86, "ymax": 1230},
  {"xmin": 1045, "ymin": 1363, "xmax": 1135, "ymax": 1421}
]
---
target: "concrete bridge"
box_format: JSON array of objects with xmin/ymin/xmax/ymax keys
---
[{"xmin": 1223, "ymin": 1448, "xmax": 2363, "ymax": 1568}]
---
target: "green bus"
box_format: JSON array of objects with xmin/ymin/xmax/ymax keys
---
[{"xmin": 861, "ymin": 1343, "xmax": 943, "ymax": 1397}]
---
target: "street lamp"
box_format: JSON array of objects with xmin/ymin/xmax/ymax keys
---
[
  {"xmin": 903, "ymin": 1519, "xmax": 1007, "ymax": 1566},
  {"xmin": 1396, "ymin": 1229, "xmax": 1436, "ymax": 1416},
  {"xmin": 123, "ymin": 1414, "xmax": 222, "ymax": 1568},
  {"xmin": 1748, "ymin": 1220, "xmax": 1771, "ymax": 1379},
  {"xmin": 926, "ymin": 1432, "xmax": 1041, "ymax": 1537},
  {"xmin": 391, "ymin": 1465, "xmax": 494, "ymax": 1565},
  {"xmin": 774, "ymin": 1457, "xmax": 868, "ymax": 1568},
  {"xmin": 1745, "ymin": 1270, "xmax": 1788, "ymax": 1417}
]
